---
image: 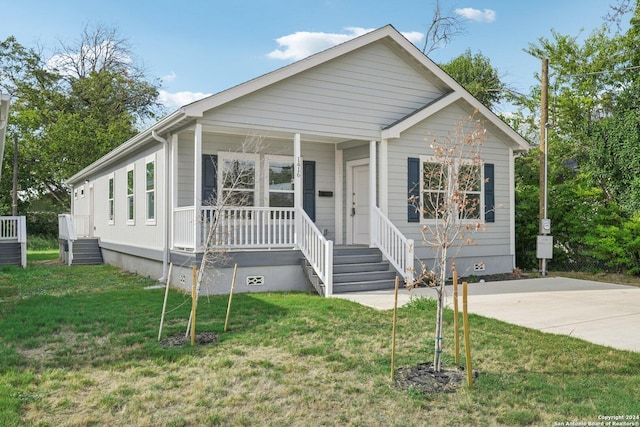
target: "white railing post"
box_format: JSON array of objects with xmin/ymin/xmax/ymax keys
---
[
  {"xmin": 18, "ymin": 216, "xmax": 26, "ymax": 268},
  {"xmin": 324, "ymin": 240, "xmax": 333, "ymax": 297}
]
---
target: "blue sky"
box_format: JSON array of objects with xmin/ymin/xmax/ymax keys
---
[{"xmin": 2, "ymin": 0, "xmax": 624, "ymax": 113}]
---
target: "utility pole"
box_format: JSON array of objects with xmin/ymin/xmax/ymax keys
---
[
  {"xmin": 537, "ymin": 59, "xmax": 552, "ymax": 275},
  {"xmin": 539, "ymin": 59, "xmax": 548, "ymax": 234},
  {"xmin": 12, "ymin": 135, "xmax": 18, "ymax": 216}
]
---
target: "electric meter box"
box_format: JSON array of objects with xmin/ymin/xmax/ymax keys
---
[
  {"xmin": 541, "ymin": 218, "xmax": 551, "ymax": 234},
  {"xmin": 537, "ymin": 235, "xmax": 553, "ymax": 259}
]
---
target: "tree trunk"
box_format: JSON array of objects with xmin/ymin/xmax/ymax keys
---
[{"xmin": 433, "ymin": 245, "xmax": 447, "ymax": 372}]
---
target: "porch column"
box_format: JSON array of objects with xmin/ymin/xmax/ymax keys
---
[
  {"xmin": 170, "ymin": 134, "xmax": 179, "ymax": 250},
  {"xmin": 294, "ymin": 133, "xmax": 302, "ymax": 242},
  {"xmin": 334, "ymin": 146, "xmax": 343, "ymax": 245},
  {"xmin": 194, "ymin": 123, "xmax": 203, "ymax": 250},
  {"xmin": 379, "ymin": 139, "xmax": 388, "ymax": 215},
  {"xmin": 369, "ymin": 140, "xmax": 377, "ymax": 247}
]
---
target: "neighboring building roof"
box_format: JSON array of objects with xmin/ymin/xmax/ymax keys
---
[
  {"xmin": 67, "ymin": 24, "xmax": 530, "ymax": 185},
  {"xmin": 0, "ymin": 92, "xmax": 10, "ymax": 181}
]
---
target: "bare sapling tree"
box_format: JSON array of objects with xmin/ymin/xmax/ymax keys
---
[
  {"xmin": 187, "ymin": 134, "xmax": 265, "ymax": 334},
  {"xmin": 422, "ymin": 0, "xmax": 467, "ymax": 55},
  {"xmin": 409, "ymin": 111, "xmax": 488, "ymax": 372}
]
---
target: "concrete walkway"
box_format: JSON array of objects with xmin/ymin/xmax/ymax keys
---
[{"xmin": 334, "ymin": 277, "xmax": 640, "ymax": 353}]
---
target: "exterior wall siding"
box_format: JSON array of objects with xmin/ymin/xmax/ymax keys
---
[
  {"xmin": 89, "ymin": 143, "xmax": 165, "ymax": 251},
  {"xmin": 200, "ymin": 43, "xmax": 445, "ymax": 140},
  {"xmin": 385, "ymin": 102, "xmax": 514, "ymax": 274}
]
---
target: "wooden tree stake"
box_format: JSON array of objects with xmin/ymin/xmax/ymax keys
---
[
  {"xmin": 224, "ymin": 264, "xmax": 238, "ymax": 332},
  {"xmin": 190, "ymin": 265, "xmax": 197, "ymax": 346},
  {"xmin": 158, "ymin": 263, "xmax": 173, "ymax": 341},
  {"xmin": 391, "ymin": 276, "xmax": 400, "ymax": 382},
  {"xmin": 453, "ymin": 264, "xmax": 460, "ymax": 366},
  {"xmin": 463, "ymin": 281, "xmax": 473, "ymax": 387}
]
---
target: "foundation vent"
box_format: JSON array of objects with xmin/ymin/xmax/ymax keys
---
[
  {"xmin": 473, "ymin": 262, "xmax": 486, "ymax": 272},
  {"xmin": 246, "ymin": 275, "xmax": 265, "ymax": 286}
]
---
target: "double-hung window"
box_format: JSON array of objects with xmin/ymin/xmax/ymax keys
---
[
  {"xmin": 145, "ymin": 156, "xmax": 156, "ymax": 224},
  {"xmin": 218, "ymin": 152, "xmax": 258, "ymax": 206},
  {"xmin": 108, "ymin": 174, "xmax": 115, "ymax": 225},
  {"xmin": 265, "ymin": 155, "xmax": 294, "ymax": 208},
  {"xmin": 127, "ymin": 165, "xmax": 135, "ymax": 224},
  {"xmin": 420, "ymin": 156, "xmax": 483, "ymax": 222}
]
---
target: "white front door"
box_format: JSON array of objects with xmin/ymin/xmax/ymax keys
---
[{"xmin": 348, "ymin": 161, "xmax": 370, "ymax": 245}]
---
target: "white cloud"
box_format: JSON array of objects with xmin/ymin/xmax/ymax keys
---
[
  {"xmin": 455, "ymin": 8, "xmax": 496, "ymax": 23},
  {"xmin": 267, "ymin": 27, "xmax": 424, "ymax": 61},
  {"xmin": 158, "ymin": 90, "xmax": 211, "ymax": 108},
  {"xmin": 162, "ymin": 72, "xmax": 177, "ymax": 83},
  {"xmin": 401, "ymin": 31, "xmax": 425, "ymax": 45}
]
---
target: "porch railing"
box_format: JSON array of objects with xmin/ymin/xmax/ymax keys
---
[
  {"xmin": 173, "ymin": 206, "xmax": 296, "ymax": 251},
  {"xmin": 0, "ymin": 216, "xmax": 26, "ymax": 243},
  {"xmin": 297, "ymin": 208, "xmax": 333, "ymax": 297},
  {"xmin": 202, "ymin": 206, "xmax": 295, "ymax": 248},
  {"xmin": 58, "ymin": 214, "xmax": 76, "ymax": 266},
  {"xmin": 72, "ymin": 215, "xmax": 93, "ymax": 238},
  {"xmin": 371, "ymin": 206, "xmax": 414, "ymax": 283},
  {"xmin": 173, "ymin": 207, "xmax": 195, "ymax": 249}
]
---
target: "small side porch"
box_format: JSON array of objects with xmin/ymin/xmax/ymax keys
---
[
  {"xmin": 58, "ymin": 214, "xmax": 104, "ymax": 266},
  {"xmin": 0, "ymin": 216, "xmax": 26, "ymax": 268}
]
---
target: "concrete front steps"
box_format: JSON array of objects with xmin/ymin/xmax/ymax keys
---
[{"xmin": 304, "ymin": 246, "xmax": 400, "ymax": 295}]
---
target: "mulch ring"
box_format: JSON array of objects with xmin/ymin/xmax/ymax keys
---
[
  {"xmin": 394, "ymin": 363, "xmax": 480, "ymax": 394},
  {"xmin": 159, "ymin": 331, "xmax": 219, "ymax": 347}
]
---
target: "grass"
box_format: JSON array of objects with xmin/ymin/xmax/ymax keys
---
[{"xmin": 1, "ymin": 263, "xmax": 639, "ymax": 426}]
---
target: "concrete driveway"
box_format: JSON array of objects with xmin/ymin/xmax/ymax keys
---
[{"xmin": 334, "ymin": 277, "xmax": 640, "ymax": 353}]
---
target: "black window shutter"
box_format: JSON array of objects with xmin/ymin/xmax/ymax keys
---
[
  {"xmin": 408, "ymin": 157, "xmax": 420, "ymax": 222},
  {"xmin": 303, "ymin": 161, "xmax": 316, "ymax": 222},
  {"xmin": 484, "ymin": 163, "xmax": 495, "ymax": 223},
  {"xmin": 202, "ymin": 154, "xmax": 218, "ymax": 205}
]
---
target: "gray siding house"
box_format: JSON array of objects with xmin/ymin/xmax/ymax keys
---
[{"xmin": 62, "ymin": 25, "xmax": 529, "ymax": 296}]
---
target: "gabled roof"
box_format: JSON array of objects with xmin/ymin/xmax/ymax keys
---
[
  {"xmin": 67, "ymin": 24, "xmax": 529, "ymax": 184},
  {"xmin": 0, "ymin": 92, "xmax": 10, "ymax": 181}
]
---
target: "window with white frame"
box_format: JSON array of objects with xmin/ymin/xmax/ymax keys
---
[
  {"xmin": 218, "ymin": 152, "xmax": 258, "ymax": 206},
  {"xmin": 127, "ymin": 165, "xmax": 135, "ymax": 224},
  {"xmin": 108, "ymin": 174, "xmax": 115, "ymax": 224},
  {"xmin": 265, "ymin": 155, "xmax": 294, "ymax": 207},
  {"xmin": 421, "ymin": 157, "xmax": 483, "ymax": 221},
  {"xmin": 145, "ymin": 156, "xmax": 155, "ymax": 224}
]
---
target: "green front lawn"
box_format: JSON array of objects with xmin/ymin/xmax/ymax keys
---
[{"xmin": 0, "ymin": 263, "xmax": 638, "ymax": 426}]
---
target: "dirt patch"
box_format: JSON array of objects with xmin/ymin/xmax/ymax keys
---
[
  {"xmin": 394, "ymin": 363, "xmax": 480, "ymax": 394},
  {"xmin": 158, "ymin": 331, "xmax": 218, "ymax": 347}
]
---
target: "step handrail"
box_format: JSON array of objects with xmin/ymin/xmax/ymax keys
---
[
  {"xmin": 297, "ymin": 207, "xmax": 333, "ymax": 296},
  {"xmin": 371, "ymin": 206, "xmax": 415, "ymax": 283}
]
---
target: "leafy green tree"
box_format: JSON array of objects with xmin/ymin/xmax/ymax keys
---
[
  {"xmin": 0, "ymin": 24, "xmax": 162, "ymax": 213},
  {"xmin": 441, "ymin": 49, "xmax": 506, "ymax": 109},
  {"xmin": 583, "ymin": 81, "xmax": 640, "ymax": 214},
  {"xmin": 510, "ymin": 1, "xmax": 640, "ymax": 273}
]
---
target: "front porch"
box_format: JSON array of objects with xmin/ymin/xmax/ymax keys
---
[
  {"xmin": 167, "ymin": 128, "xmax": 415, "ymax": 296},
  {"xmin": 169, "ymin": 204, "xmax": 414, "ymax": 296}
]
